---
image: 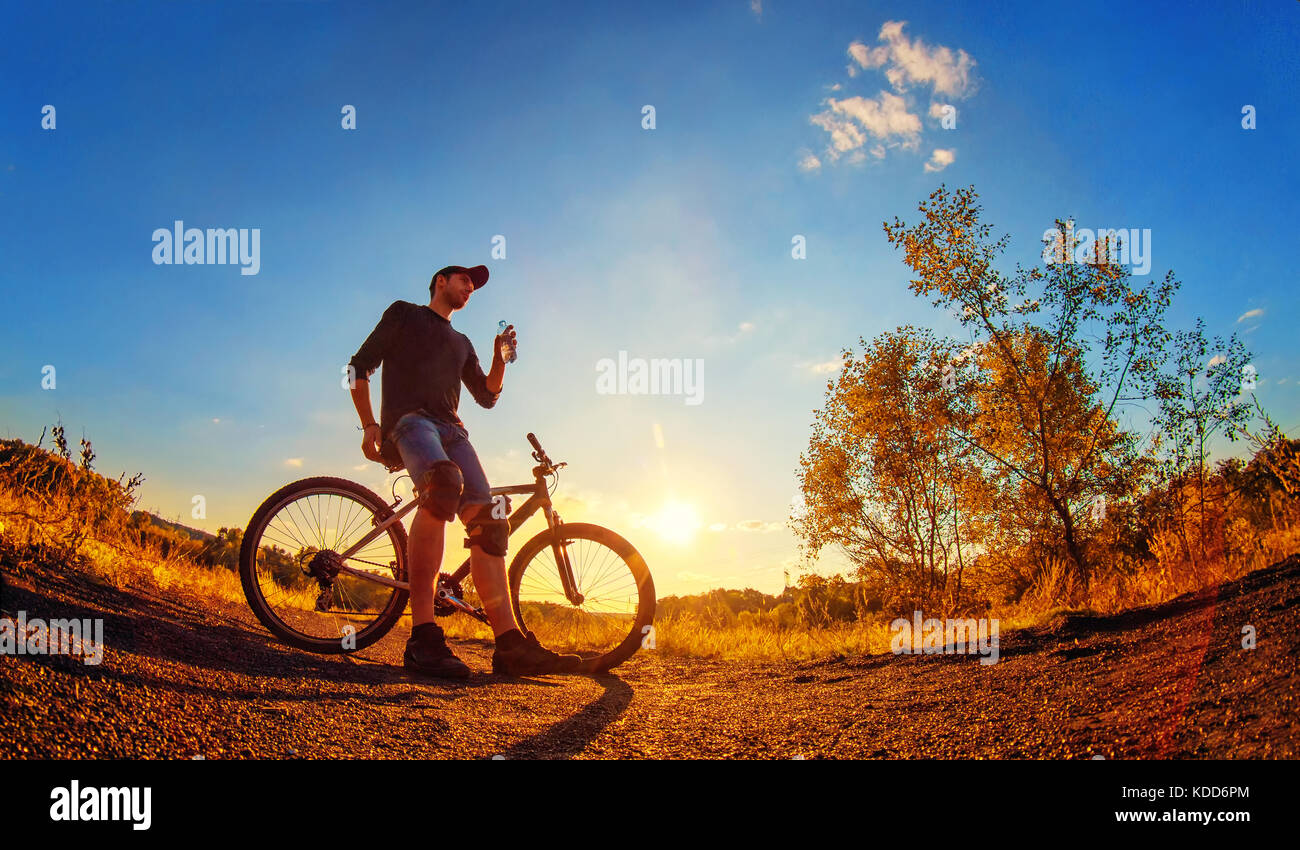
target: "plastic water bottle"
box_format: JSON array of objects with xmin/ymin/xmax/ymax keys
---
[{"xmin": 498, "ymin": 320, "xmax": 517, "ymax": 363}]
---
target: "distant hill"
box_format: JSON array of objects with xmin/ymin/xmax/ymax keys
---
[{"xmin": 130, "ymin": 511, "xmax": 215, "ymax": 542}]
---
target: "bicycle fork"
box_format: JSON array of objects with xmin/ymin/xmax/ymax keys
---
[{"xmin": 548, "ymin": 512, "xmax": 586, "ymax": 606}]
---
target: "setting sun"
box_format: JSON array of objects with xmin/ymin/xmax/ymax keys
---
[{"xmin": 644, "ymin": 500, "xmax": 703, "ymax": 545}]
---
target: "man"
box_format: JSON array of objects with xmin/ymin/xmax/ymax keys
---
[{"xmin": 348, "ymin": 264, "xmax": 582, "ymax": 678}]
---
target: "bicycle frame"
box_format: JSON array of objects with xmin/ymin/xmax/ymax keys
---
[{"xmin": 328, "ymin": 467, "xmax": 579, "ymax": 605}]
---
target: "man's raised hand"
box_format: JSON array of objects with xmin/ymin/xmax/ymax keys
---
[{"xmin": 496, "ymin": 324, "xmax": 518, "ymax": 363}]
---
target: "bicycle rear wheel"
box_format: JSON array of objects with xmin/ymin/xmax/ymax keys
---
[
  {"xmin": 238, "ymin": 476, "xmax": 409, "ymax": 654},
  {"xmin": 507, "ymin": 523, "xmax": 655, "ymax": 673}
]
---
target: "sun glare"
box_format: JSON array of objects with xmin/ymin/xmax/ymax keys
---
[{"xmin": 645, "ymin": 500, "xmax": 702, "ymax": 545}]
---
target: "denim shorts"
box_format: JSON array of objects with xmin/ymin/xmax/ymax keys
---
[{"xmin": 384, "ymin": 411, "xmax": 492, "ymax": 520}]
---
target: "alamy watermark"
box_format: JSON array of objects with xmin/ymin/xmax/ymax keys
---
[
  {"xmin": 152, "ymin": 220, "xmax": 261, "ymax": 275},
  {"xmin": 50, "ymin": 780, "xmax": 151, "ymax": 830},
  {"xmin": 1042, "ymin": 219, "xmax": 1151, "ymax": 276},
  {"xmin": 596, "ymin": 351, "xmax": 703, "ymax": 405},
  {"xmin": 890, "ymin": 611, "xmax": 999, "ymax": 665},
  {"xmin": 0, "ymin": 611, "xmax": 104, "ymax": 665}
]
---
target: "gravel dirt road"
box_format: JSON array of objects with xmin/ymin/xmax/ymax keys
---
[{"xmin": 2, "ymin": 551, "xmax": 1296, "ymax": 759}]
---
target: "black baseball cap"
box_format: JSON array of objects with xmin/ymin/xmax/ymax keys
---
[{"xmin": 434, "ymin": 264, "xmax": 489, "ymax": 289}]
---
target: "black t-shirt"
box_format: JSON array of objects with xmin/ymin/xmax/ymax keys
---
[{"xmin": 348, "ymin": 300, "xmax": 499, "ymax": 440}]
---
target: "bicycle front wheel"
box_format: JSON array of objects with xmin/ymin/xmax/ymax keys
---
[
  {"xmin": 507, "ymin": 523, "xmax": 655, "ymax": 673},
  {"xmin": 238, "ymin": 476, "xmax": 409, "ymax": 654}
]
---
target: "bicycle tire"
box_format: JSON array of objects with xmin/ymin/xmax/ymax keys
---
[
  {"xmin": 507, "ymin": 522, "xmax": 655, "ymax": 673},
  {"xmin": 239, "ymin": 476, "xmax": 409, "ymax": 654}
]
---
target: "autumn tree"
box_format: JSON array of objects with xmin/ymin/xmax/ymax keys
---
[
  {"xmin": 882, "ymin": 186, "xmax": 1178, "ymax": 588},
  {"xmin": 793, "ymin": 326, "xmax": 985, "ymax": 612},
  {"xmin": 198, "ymin": 526, "xmax": 243, "ymax": 571},
  {"xmin": 1238, "ymin": 400, "xmax": 1300, "ymax": 500},
  {"xmin": 1152, "ymin": 318, "xmax": 1257, "ymax": 570}
]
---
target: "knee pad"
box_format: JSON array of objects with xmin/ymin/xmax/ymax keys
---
[
  {"xmin": 418, "ymin": 460, "xmax": 463, "ymax": 521},
  {"xmin": 463, "ymin": 514, "xmax": 510, "ymax": 557}
]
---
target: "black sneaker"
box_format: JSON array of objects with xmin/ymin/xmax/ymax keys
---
[
  {"xmin": 491, "ymin": 629, "xmax": 585, "ymax": 676},
  {"xmin": 404, "ymin": 622, "xmax": 471, "ymax": 679}
]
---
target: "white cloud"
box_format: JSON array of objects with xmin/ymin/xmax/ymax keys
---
[
  {"xmin": 708, "ymin": 320, "xmax": 758, "ymax": 345},
  {"xmin": 923, "ymin": 148, "xmax": 956, "ymax": 172},
  {"xmin": 750, "ymin": 0, "xmax": 762, "ymax": 18},
  {"xmin": 834, "ymin": 92, "xmax": 920, "ymax": 143},
  {"xmin": 736, "ymin": 519, "xmax": 782, "ymax": 533},
  {"xmin": 285, "ymin": 458, "xmax": 304, "ymax": 468},
  {"xmin": 848, "ymin": 21, "xmax": 977, "ymax": 98},
  {"xmin": 797, "ymin": 151, "xmax": 822, "ymax": 171},
  {"xmin": 1237, "ymin": 308, "xmax": 1264, "ymax": 323},
  {"xmin": 808, "ymin": 110, "xmax": 867, "ymax": 157},
  {"xmin": 809, "ymin": 91, "xmax": 922, "ymax": 163},
  {"xmin": 808, "ymin": 359, "xmax": 841, "ymax": 375},
  {"xmin": 709, "ymin": 522, "xmax": 727, "ymax": 532},
  {"xmin": 1207, "ymin": 354, "xmax": 1227, "ymax": 369},
  {"xmin": 809, "ymin": 23, "xmax": 974, "ymax": 171},
  {"xmin": 847, "ymin": 41, "xmax": 873, "ymax": 68}
]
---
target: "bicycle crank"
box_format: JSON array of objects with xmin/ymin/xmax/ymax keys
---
[{"xmin": 434, "ymin": 575, "xmax": 491, "ymax": 624}]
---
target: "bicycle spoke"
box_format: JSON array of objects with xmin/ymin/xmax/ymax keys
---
[
  {"xmin": 335, "ymin": 498, "xmax": 370, "ymax": 550},
  {"xmin": 282, "ymin": 501, "xmax": 314, "ymax": 556},
  {"xmin": 583, "ymin": 567, "xmax": 637, "ymax": 601},
  {"xmin": 579, "ymin": 545, "xmax": 624, "ymax": 597},
  {"xmin": 269, "ymin": 512, "xmax": 311, "ymax": 554},
  {"xmin": 519, "ymin": 560, "xmax": 568, "ymax": 598},
  {"xmin": 577, "ymin": 541, "xmax": 619, "ymax": 593}
]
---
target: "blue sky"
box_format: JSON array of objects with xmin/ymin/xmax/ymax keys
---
[{"xmin": 2, "ymin": 1, "xmax": 1297, "ymax": 597}]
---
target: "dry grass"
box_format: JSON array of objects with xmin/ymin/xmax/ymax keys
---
[
  {"xmin": 0, "ymin": 489, "xmax": 245, "ymax": 608},
  {"xmin": 647, "ymin": 616, "xmax": 898, "ymax": 663}
]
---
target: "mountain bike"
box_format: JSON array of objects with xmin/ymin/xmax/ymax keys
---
[{"xmin": 237, "ymin": 432, "xmax": 655, "ymax": 673}]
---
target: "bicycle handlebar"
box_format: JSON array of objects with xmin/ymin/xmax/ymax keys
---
[
  {"xmin": 527, "ymin": 432, "xmax": 566, "ymax": 476},
  {"xmin": 527, "ymin": 432, "xmax": 553, "ymax": 470}
]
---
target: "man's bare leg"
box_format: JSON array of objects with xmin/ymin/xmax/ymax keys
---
[
  {"xmin": 408, "ymin": 507, "xmax": 444, "ymax": 626},
  {"xmin": 459, "ymin": 502, "xmax": 521, "ymax": 637},
  {"xmin": 403, "ymin": 504, "xmax": 471, "ymax": 678}
]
